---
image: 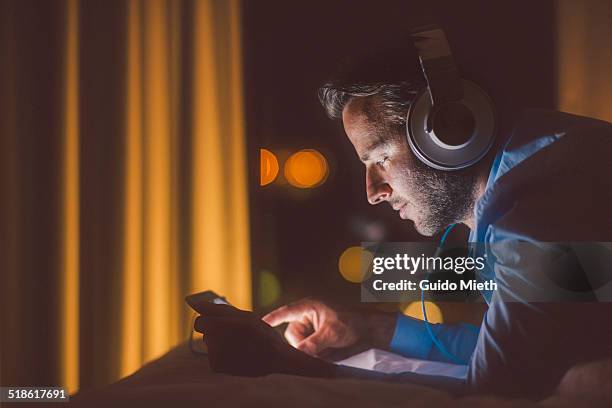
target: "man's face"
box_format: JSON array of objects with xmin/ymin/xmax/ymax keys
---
[{"xmin": 342, "ymin": 97, "xmax": 476, "ymax": 236}]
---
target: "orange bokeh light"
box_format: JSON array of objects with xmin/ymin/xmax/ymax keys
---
[
  {"xmin": 284, "ymin": 149, "xmax": 328, "ymax": 188},
  {"xmin": 338, "ymin": 246, "xmax": 373, "ymax": 283},
  {"xmin": 260, "ymin": 148, "xmax": 279, "ymax": 186},
  {"xmin": 401, "ymin": 301, "xmax": 444, "ymax": 324}
]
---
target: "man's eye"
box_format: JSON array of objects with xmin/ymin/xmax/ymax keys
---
[{"xmin": 376, "ymin": 157, "xmax": 389, "ymax": 167}]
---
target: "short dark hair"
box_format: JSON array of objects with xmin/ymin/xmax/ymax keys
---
[{"xmin": 318, "ymin": 47, "xmax": 425, "ymax": 129}]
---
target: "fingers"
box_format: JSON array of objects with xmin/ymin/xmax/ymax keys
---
[
  {"xmin": 194, "ymin": 315, "xmax": 213, "ymax": 333},
  {"xmin": 284, "ymin": 321, "xmax": 311, "ymax": 347},
  {"xmin": 296, "ymin": 330, "xmax": 327, "ymax": 356},
  {"xmin": 262, "ymin": 300, "xmax": 312, "ymax": 327}
]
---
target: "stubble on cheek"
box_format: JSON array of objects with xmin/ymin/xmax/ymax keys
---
[{"xmin": 393, "ymin": 166, "xmax": 424, "ymax": 222}]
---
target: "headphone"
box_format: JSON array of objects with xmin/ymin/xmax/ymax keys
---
[{"xmin": 407, "ymin": 26, "xmax": 496, "ymax": 171}]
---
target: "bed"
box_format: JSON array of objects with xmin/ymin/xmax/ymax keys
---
[{"xmin": 69, "ymin": 342, "xmax": 612, "ymax": 407}]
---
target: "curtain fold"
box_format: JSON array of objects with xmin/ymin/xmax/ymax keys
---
[
  {"xmin": 60, "ymin": 0, "xmax": 80, "ymax": 393},
  {"xmin": 557, "ymin": 0, "xmax": 612, "ymax": 122},
  {"xmin": 1, "ymin": 0, "xmax": 251, "ymax": 393}
]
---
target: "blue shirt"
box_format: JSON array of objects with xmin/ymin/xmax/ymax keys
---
[{"xmin": 337, "ymin": 110, "xmax": 612, "ymax": 398}]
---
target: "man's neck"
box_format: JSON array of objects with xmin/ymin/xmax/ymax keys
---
[
  {"xmin": 461, "ymin": 169, "xmax": 489, "ymax": 231},
  {"xmin": 461, "ymin": 110, "xmax": 516, "ymax": 232}
]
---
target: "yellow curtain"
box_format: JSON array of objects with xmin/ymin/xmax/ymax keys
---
[
  {"xmin": 1, "ymin": 0, "xmax": 251, "ymax": 394},
  {"xmin": 557, "ymin": 0, "xmax": 612, "ymax": 122}
]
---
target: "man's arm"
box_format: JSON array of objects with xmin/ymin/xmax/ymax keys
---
[
  {"xmin": 263, "ymin": 298, "xmax": 480, "ymax": 364},
  {"xmin": 390, "ymin": 313, "xmax": 480, "ymax": 364}
]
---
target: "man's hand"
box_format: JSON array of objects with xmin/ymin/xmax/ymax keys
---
[
  {"xmin": 192, "ymin": 301, "xmax": 334, "ymax": 378},
  {"xmin": 262, "ymin": 298, "xmax": 396, "ymax": 357}
]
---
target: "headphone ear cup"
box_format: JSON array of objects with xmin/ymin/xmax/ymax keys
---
[{"xmin": 406, "ymin": 80, "xmax": 496, "ymax": 171}]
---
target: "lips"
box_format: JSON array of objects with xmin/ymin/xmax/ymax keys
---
[
  {"xmin": 392, "ymin": 203, "xmax": 408, "ymax": 219},
  {"xmin": 398, "ymin": 204, "xmax": 408, "ymax": 219}
]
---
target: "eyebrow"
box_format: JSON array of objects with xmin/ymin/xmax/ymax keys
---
[{"xmin": 360, "ymin": 138, "xmax": 389, "ymax": 162}]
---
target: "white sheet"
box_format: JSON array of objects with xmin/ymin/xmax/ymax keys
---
[{"xmin": 336, "ymin": 348, "xmax": 468, "ymax": 379}]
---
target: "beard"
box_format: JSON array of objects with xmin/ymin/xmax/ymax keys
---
[{"xmin": 408, "ymin": 159, "xmax": 478, "ymax": 236}]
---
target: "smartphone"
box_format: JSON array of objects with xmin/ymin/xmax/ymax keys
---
[
  {"xmin": 185, "ymin": 290, "xmax": 231, "ymax": 311},
  {"xmin": 186, "ymin": 290, "xmax": 232, "ymax": 355}
]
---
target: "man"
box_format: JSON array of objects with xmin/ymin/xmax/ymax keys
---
[{"xmin": 193, "ymin": 46, "xmax": 612, "ymax": 399}]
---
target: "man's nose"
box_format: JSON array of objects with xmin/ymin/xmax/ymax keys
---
[{"xmin": 366, "ymin": 169, "xmax": 392, "ymax": 205}]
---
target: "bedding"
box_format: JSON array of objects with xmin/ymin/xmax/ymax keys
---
[
  {"xmin": 68, "ymin": 342, "xmax": 612, "ymax": 407},
  {"xmin": 336, "ymin": 348, "xmax": 468, "ymax": 378}
]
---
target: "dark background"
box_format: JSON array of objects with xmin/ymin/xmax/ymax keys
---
[{"xmin": 242, "ymin": 0, "xmax": 556, "ymax": 310}]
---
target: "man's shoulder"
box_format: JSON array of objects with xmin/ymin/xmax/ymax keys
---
[
  {"xmin": 516, "ymin": 109, "xmax": 612, "ymax": 134},
  {"xmin": 507, "ymin": 109, "xmax": 612, "ymax": 155},
  {"xmin": 475, "ymin": 109, "xmax": 612, "ymax": 242}
]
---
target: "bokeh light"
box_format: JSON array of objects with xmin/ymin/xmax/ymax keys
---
[
  {"xmin": 284, "ymin": 149, "xmax": 328, "ymax": 188},
  {"xmin": 338, "ymin": 246, "xmax": 373, "ymax": 283},
  {"xmin": 401, "ymin": 301, "xmax": 444, "ymax": 323},
  {"xmin": 260, "ymin": 148, "xmax": 279, "ymax": 186},
  {"xmin": 259, "ymin": 269, "xmax": 281, "ymax": 307}
]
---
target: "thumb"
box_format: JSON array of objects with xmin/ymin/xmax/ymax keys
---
[{"xmin": 296, "ymin": 330, "xmax": 328, "ymax": 356}]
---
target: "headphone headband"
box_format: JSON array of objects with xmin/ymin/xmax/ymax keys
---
[{"xmin": 411, "ymin": 26, "xmax": 463, "ymax": 106}]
